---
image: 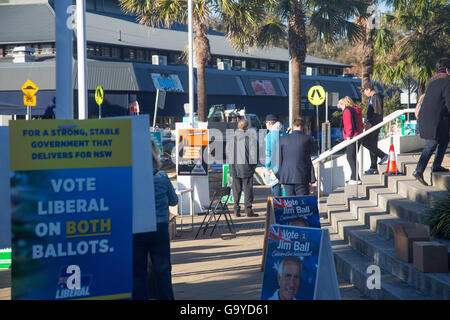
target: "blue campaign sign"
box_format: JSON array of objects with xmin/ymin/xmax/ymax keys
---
[
  {"xmin": 261, "ymin": 225, "xmax": 322, "ymax": 300},
  {"xmin": 271, "ymin": 196, "xmax": 321, "ymax": 228},
  {"xmin": 10, "ymin": 167, "xmax": 132, "ymax": 300},
  {"xmin": 9, "ymin": 118, "xmax": 134, "ymax": 300}
]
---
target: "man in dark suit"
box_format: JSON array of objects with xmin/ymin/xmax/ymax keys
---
[
  {"xmin": 413, "ymin": 57, "xmax": 450, "ymax": 186},
  {"xmin": 227, "ymin": 119, "xmax": 258, "ymax": 217},
  {"xmin": 278, "ymin": 118, "xmax": 315, "ymax": 196}
]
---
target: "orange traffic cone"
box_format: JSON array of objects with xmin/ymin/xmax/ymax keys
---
[{"xmin": 384, "ymin": 144, "xmax": 401, "ymax": 175}]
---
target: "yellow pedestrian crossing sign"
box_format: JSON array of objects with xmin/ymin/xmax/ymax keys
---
[
  {"xmin": 21, "ymin": 79, "xmax": 39, "ymax": 107},
  {"xmin": 95, "ymin": 86, "xmax": 104, "ymax": 105},
  {"xmin": 308, "ymin": 85, "xmax": 326, "ymax": 106}
]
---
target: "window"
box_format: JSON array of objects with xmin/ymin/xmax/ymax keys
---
[
  {"xmin": 260, "ymin": 61, "xmax": 267, "ymax": 71},
  {"xmin": 145, "ymin": 50, "xmax": 152, "ymax": 61},
  {"xmin": 124, "ymin": 48, "xmax": 135, "ymax": 60},
  {"xmin": 111, "ymin": 46, "xmax": 120, "ymax": 58},
  {"xmin": 40, "ymin": 44, "xmax": 54, "ymax": 55},
  {"xmin": 233, "ymin": 59, "xmax": 242, "ymax": 70},
  {"xmin": 101, "ymin": 46, "xmax": 110, "ymax": 57},
  {"xmin": 169, "ymin": 52, "xmax": 180, "ymax": 64},
  {"xmin": 268, "ymin": 62, "xmax": 280, "ymax": 72},
  {"xmin": 87, "ymin": 44, "xmax": 96, "ymax": 57},
  {"xmin": 136, "ymin": 49, "xmax": 144, "ymax": 61},
  {"xmin": 249, "ymin": 60, "xmax": 259, "ymax": 70}
]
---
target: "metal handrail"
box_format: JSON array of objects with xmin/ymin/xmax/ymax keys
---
[
  {"xmin": 313, "ymin": 108, "xmax": 416, "ymax": 199},
  {"xmin": 312, "ymin": 108, "xmax": 416, "ymax": 166}
]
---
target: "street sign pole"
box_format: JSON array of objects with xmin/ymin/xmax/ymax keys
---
[
  {"xmin": 55, "ymin": 0, "xmax": 73, "ymax": 119},
  {"xmin": 76, "ymin": 0, "xmax": 87, "ymax": 120}
]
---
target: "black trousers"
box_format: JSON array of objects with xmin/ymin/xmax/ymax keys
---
[
  {"xmin": 283, "ymin": 184, "xmax": 310, "ymax": 196},
  {"xmin": 346, "ymin": 142, "xmax": 361, "ymax": 180},
  {"xmin": 362, "ymin": 129, "xmax": 386, "ymax": 169},
  {"xmin": 232, "ymin": 176, "xmax": 254, "ymax": 213}
]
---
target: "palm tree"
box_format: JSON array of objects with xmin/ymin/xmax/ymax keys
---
[
  {"xmin": 220, "ymin": 0, "xmax": 367, "ymax": 117},
  {"xmin": 120, "ymin": 0, "xmax": 213, "ymax": 122},
  {"xmin": 357, "ymin": 1, "xmax": 377, "ymax": 102},
  {"xmin": 373, "ymin": 0, "xmax": 450, "ymax": 94}
]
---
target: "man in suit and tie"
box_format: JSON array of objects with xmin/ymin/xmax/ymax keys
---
[{"xmin": 278, "ymin": 118, "xmax": 315, "ymax": 196}]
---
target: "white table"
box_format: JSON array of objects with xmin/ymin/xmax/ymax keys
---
[{"xmin": 176, "ymin": 187, "xmax": 194, "ymax": 232}]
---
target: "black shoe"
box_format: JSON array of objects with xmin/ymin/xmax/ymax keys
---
[
  {"xmin": 378, "ymin": 155, "xmax": 389, "ymax": 165},
  {"xmin": 432, "ymin": 166, "xmax": 449, "ymax": 172},
  {"xmin": 364, "ymin": 168, "xmax": 379, "ymax": 175},
  {"xmin": 234, "ymin": 208, "xmax": 241, "ymax": 217},
  {"xmin": 413, "ymin": 170, "xmax": 428, "ymax": 186},
  {"xmin": 247, "ymin": 212, "xmax": 258, "ymax": 217}
]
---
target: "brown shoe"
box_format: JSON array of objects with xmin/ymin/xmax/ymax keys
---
[{"xmin": 247, "ymin": 212, "xmax": 258, "ymax": 217}]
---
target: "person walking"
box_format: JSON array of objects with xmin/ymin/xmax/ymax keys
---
[
  {"xmin": 362, "ymin": 82, "xmax": 389, "ymax": 174},
  {"xmin": 413, "ymin": 57, "xmax": 450, "ymax": 186},
  {"xmin": 278, "ymin": 117, "xmax": 315, "ymax": 196},
  {"xmin": 133, "ymin": 140, "xmax": 178, "ymax": 300},
  {"xmin": 228, "ymin": 119, "xmax": 258, "ymax": 217},
  {"xmin": 337, "ymin": 96, "xmax": 364, "ymax": 185},
  {"xmin": 264, "ymin": 114, "xmax": 285, "ymax": 197}
]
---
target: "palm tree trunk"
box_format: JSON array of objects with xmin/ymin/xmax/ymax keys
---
[
  {"xmin": 288, "ymin": 4, "xmax": 307, "ymax": 118},
  {"xmin": 360, "ymin": 19, "xmax": 375, "ymax": 102},
  {"xmin": 194, "ymin": 21, "xmax": 211, "ymax": 122}
]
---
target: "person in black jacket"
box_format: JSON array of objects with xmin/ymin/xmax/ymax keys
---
[
  {"xmin": 362, "ymin": 82, "xmax": 388, "ymax": 174},
  {"xmin": 278, "ymin": 118, "xmax": 315, "ymax": 196},
  {"xmin": 413, "ymin": 57, "xmax": 450, "ymax": 186},
  {"xmin": 227, "ymin": 119, "xmax": 258, "ymax": 217}
]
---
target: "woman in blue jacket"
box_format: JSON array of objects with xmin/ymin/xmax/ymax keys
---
[
  {"xmin": 264, "ymin": 114, "xmax": 285, "ymax": 196},
  {"xmin": 133, "ymin": 140, "xmax": 178, "ymax": 300}
]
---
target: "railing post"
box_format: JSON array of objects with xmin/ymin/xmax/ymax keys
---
[
  {"xmin": 356, "ymin": 140, "xmax": 359, "ymax": 198},
  {"xmin": 316, "ymin": 163, "xmax": 320, "ymax": 205}
]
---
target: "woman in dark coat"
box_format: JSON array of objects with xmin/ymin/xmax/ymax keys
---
[{"xmin": 413, "ymin": 57, "xmax": 450, "ymax": 186}]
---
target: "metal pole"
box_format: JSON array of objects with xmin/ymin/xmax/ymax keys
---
[
  {"xmin": 316, "ymin": 105, "xmax": 320, "ymax": 152},
  {"xmin": 355, "ymin": 140, "xmax": 359, "ymax": 198},
  {"xmin": 26, "ymin": 106, "xmax": 31, "ymax": 120},
  {"xmin": 188, "ymin": 0, "xmax": 194, "ymax": 126},
  {"xmin": 76, "ymin": 0, "xmax": 87, "ymax": 120},
  {"xmin": 289, "ymin": 58, "xmax": 293, "ymax": 128},
  {"xmin": 316, "ymin": 163, "xmax": 320, "ymax": 205},
  {"xmin": 55, "ymin": 0, "xmax": 73, "ymax": 119},
  {"xmin": 153, "ymin": 89, "xmax": 160, "ymax": 128},
  {"xmin": 407, "ymin": 78, "xmax": 410, "ymax": 123}
]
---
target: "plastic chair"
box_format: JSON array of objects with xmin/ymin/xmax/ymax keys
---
[{"xmin": 195, "ymin": 186, "xmax": 236, "ymax": 239}]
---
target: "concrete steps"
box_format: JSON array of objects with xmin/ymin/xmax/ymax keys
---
[
  {"xmin": 332, "ymin": 242, "xmax": 435, "ymax": 300},
  {"xmin": 326, "ymin": 152, "xmax": 450, "ymax": 300}
]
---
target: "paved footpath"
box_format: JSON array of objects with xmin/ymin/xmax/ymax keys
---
[{"xmin": 0, "ymin": 185, "xmax": 367, "ymax": 300}]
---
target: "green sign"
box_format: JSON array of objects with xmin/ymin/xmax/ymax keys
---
[
  {"xmin": 95, "ymin": 86, "xmax": 104, "ymax": 105},
  {"xmin": 222, "ymin": 164, "xmax": 244, "ymax": 204},
  {"xmin": 0, "ymin": 248, "xmax": 11, "ymax": 269}
]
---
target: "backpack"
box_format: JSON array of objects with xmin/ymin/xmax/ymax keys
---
[{"xmin": 344, "ymin": 106, "xmax": 358, "ymax": 134}]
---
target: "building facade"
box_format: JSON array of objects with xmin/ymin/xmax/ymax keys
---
[{"xmin": 0, "ymin": 0, "xmax": 362, "ymax": 129}]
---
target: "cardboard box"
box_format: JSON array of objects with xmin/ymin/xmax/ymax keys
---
[
  {"xmin": 413, "ymin": 241, "xmax": 448, "ymax": 273},
  {"xmin": 391, "ymin": 223, "xmax": 430, "ymax": 262}
]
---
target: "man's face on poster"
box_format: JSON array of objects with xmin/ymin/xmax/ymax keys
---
[{"xmin": 277, "ymin": 260, "xmax": 301, "ymax": 300}]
